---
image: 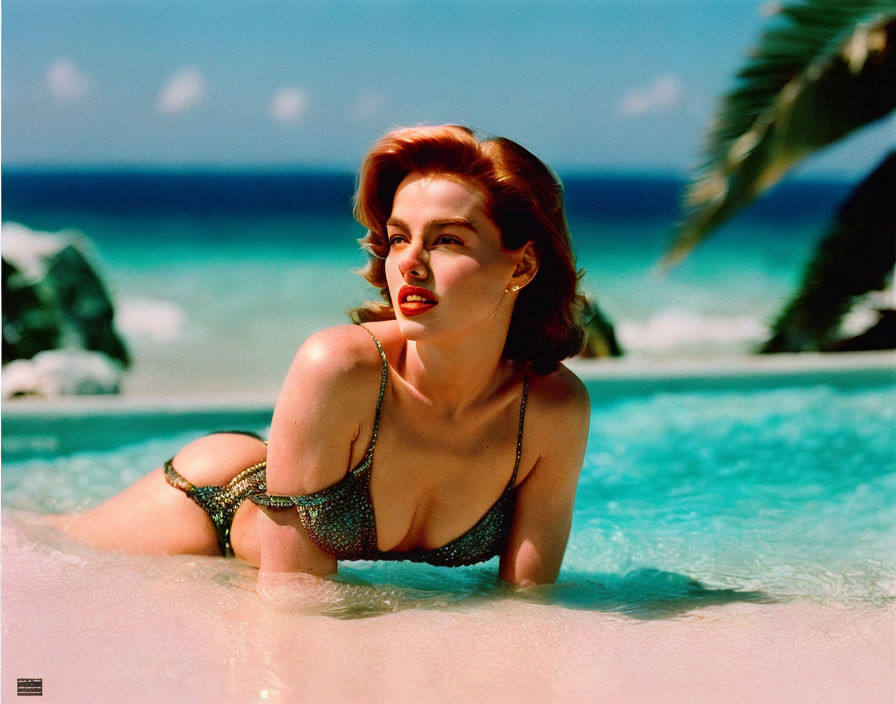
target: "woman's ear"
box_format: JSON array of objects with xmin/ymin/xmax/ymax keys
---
[{"xmin": 506, "ymin": 242, "xmax": 539, "ymax": 292}]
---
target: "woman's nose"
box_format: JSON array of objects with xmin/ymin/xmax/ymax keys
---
[{"xmin": 399, "ymin": 244, "xmax": 428, "ymax": 280}]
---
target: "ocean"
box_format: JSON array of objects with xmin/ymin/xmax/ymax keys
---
[{"xmin": 1, "ymin": 169, "xmax": 853, "ymax": 396}]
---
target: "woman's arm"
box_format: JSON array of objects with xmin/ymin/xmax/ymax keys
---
[
  {"xmin": 256, "ymin": 326, "xmax": 383, "ymax": 576},
  {"xmin": 498, "ymin": 369, "xmax": 590, "ymax": 587}
]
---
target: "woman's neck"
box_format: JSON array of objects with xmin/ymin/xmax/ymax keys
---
[{"xmin": 398, "ymin": 326, "xmax": 514, "ymax": 417}]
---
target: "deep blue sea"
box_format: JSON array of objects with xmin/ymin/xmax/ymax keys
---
[{"xmin": 2, "ymin": 170, "xmax": 855, "ymax": 395}]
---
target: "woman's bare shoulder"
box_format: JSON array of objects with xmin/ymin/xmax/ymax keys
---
[
  {"xmin": 295, "ymin": 324, "xmax": 385, "ymax": 370},
  {"xmin": 280, "ymin": 324, "xmax": 389, "ymax": 401},
  {"xmin": 268, "ymin": 325, "xmax": 389, "ymax": 492},
  {"xmin": 524, "ymin": 363, "xmax": 590, "ymax": 455},
  {"xmin": 526, "ymin": 362, "xmax": 590, "ymax": 418}
]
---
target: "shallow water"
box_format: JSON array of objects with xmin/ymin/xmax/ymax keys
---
[{"xmin": 4, "ymin": 376, "xmax": 894, "ymax": 608}]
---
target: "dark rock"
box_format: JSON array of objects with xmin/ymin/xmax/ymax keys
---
[
  {"xmin": 2, "ymin": 258, "xmax": 60, "ymax": 364},
  {"xmin": 579, "ymin": 296, "xmax": 623, "ymax": 358},
  {"xmin": 2, "ymin": 224, "xmax": 129, "ymax": 394},
  {"xmin": 45, "ymin": 244, "xmax": 129, "ymax": 365}
]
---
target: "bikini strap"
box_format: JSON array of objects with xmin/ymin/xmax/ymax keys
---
[
  {"xmin": 506, "ymin": 377, "xmax": 528, "ymax": 491},
  {"xmin": 357, "ymin": 325, "xmax": 389, "ymax": 457}
]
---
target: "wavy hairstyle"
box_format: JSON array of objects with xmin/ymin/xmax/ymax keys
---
[{"xmin": 351, "ymin": 124, "xmax": 584, "ymax": 374}]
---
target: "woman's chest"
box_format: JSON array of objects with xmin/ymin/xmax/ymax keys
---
[{"xmin": 362, "ymin": 404, "xmax": 526, "ymax": 551}]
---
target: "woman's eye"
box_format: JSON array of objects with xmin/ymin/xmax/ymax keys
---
[
  {"xmin": 388, "ymin": 234, "xmax": 408, "ymax": 246},
  {"xmin": 436, "ymin": 235, "xmax": 462, "ymax": 245}
]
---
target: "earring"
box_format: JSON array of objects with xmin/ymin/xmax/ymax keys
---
[{"xmin": 505, "ymin": 284, "xmax": 521, "ymax": 293}]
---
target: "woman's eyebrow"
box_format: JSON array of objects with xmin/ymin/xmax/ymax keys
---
[
  {"xmin": 429, "ymin": 218, "xmax": 478, "ymax": 233},
  {"xmin": 385, "ymin": 216, "xmax": 478, "ymax": 233},
  {"xmin": 385, "ymin": 216, "xmax": 409, "ymax": 229}
]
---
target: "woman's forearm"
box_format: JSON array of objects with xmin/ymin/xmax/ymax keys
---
[{"xmin": 255, "ymin": 505, "xmax": 337, "ymax": 576}]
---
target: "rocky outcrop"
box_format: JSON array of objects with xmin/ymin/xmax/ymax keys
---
[
  {"xmin": 2, "ymin": 223, "xmax": 129, "ymax": 396},
  {"xmin": 579, "ymin": 296, "xmax": 623, "ymax": 358}
]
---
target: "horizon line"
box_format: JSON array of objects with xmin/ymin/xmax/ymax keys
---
[{"xmin": 0, "ymin": 163, "xmax": 859, "ymax": 185}]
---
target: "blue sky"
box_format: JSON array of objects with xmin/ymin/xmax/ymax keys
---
[{"xmin": 3, "ymin": 0, "xmax": 892, "ymax": 176}]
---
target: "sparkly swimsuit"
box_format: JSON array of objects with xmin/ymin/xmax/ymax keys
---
[
  {"xmin": 164, "ymin": 441, "xmax": 266, "ymax": 557},
  {"xmin": 164, "ymin": 327, "xmax": 528, "ymax": 565}
]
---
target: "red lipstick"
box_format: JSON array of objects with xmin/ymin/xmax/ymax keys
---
[{"xmin": 397, "ymin": 285, "xmax": 438, "ymax": 317}]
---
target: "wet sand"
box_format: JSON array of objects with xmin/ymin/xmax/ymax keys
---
[{"xmin": 3, "ymin": 518, "xmax": 893, "ymax": 704}]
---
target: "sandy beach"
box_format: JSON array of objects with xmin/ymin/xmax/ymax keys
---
[{"xmin": 3, "ymin": 516, "xmax": 893, "ymax": 704}]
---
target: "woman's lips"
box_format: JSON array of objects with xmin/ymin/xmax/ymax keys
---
[{"xmin": 398, "ymin": 285, "xmax": 438, "ymax": 317}]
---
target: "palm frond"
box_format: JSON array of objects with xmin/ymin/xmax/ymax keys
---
[
  {"xmin": 760, "ymin": 150, "xmax": 896, "ymax": 352},
  {"xmin": 667, "ymin": 1, "xmax": 896, "ymax": 265}
]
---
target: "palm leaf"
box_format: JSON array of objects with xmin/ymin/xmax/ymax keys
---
[
  {"xmin": 761, "ymin": 150, "xmax": 896, "ymax": 352},
  {"xmin": 666, "ymin": 0, "xmax": 896, "ymax": 265}
]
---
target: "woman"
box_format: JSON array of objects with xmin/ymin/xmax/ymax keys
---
[{"xmin": 59, "ymin": 125, "xmax": 591, "ymax": 587}]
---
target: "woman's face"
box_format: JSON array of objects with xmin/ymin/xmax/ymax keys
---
[{"xmin": 384, "ymin": 172, "xmax": 521, "ymax": 341}]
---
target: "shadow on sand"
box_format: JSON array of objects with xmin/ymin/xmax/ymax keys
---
[{"xmin": 511, "ymin": 567, "xmax": 773, "ymax": 619}]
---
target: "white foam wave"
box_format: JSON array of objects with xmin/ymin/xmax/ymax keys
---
[
  {"xmin": 117, "ymin": 298, "xmax": 187, "ymax": 343},
  {"xmin": 840, "ymin": 273, "xmax": 895, "ymax": 336},
  {"xmin": 1, "ymin": 222, "xmax": 90, "ymax": 279},
  {"xmin": 618, "ymin": 309, "xmax": 767, "ymax": 354}
]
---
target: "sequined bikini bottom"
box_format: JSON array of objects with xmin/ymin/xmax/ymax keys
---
[{"xmin": 163, "ymin": 431, "xmax": 266, "ymax": 557}]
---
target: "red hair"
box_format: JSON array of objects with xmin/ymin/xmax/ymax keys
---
[{"xmin": 352, "ymin": 124, "xmax": 584, "ymax": 374}]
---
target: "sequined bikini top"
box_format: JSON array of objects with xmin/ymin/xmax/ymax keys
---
[{"xmin": 251, "ymin": 326, "xmax": 528, "ymax": 567}]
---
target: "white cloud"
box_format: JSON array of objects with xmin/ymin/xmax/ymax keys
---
[
  {"xmin": 157, "ymin": 68, "xmax": 208, "ymax": 115},
  {"xmin": 619, "ymin": 74, "xmax": 684, "ymax": 117},
  {"xmin": 351, "ymin": 91, "xmax": 386, "ymax": 120},
  {"xmin": 45, "ymin": 58, "xmax": 90, "ymax": 102},
  {"xmin": 269, "ymin": 87, "xmax": 309, "ymax": 123}
]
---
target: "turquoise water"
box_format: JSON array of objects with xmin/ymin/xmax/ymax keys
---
[
  {"xmin": 2, "ymin": 173, "xmax": 846, "ymax": 395},
  {"xmin": 4, "ymin": 373, "xmax": 894, "ymax": 613},
  {"xmin": 568, "ymin": 380, "xmax": 896, "ymax": 607},
  {"xmin": 2, "ymin": 211, "xmax": 822, "ymax": 395}
]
